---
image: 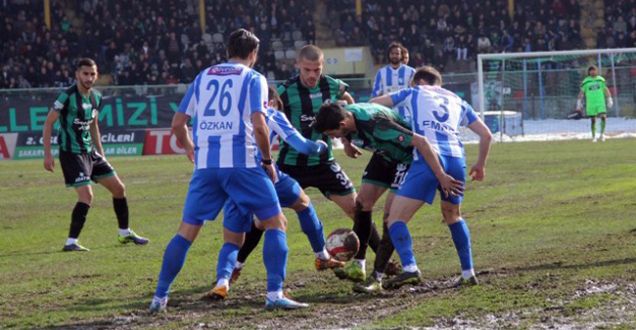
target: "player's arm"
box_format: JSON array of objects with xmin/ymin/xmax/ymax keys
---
[
  {"xmin": 268, "ymin": 111, "xmax": 326, "ymax": 155},
  {"xmin": 42, "ymin": 109, "xmax": 59, "ymax": 172},
  {"xmin": 576, "ymin": 82, "xmax": 584, "ymax": 111},
  {"xmin": 411, "ymin": 133, "xmax": 463, "ymax": 196},
  {"xmin": 467, "ymin": 119, "xmax": 492, "ymax": 181},
  {"xmin": 604, "ymin": 86, "xmax": 613, "ymax": 108},
  {"xmin": 370, "ymin": 88, "xmax": 411, "ymax": 109},
  {"xmin": 251, "ymin": 75, "xmax": 277, "ymax": 182},
  {"xmin": 335, "ymin": 78, "xmax": 354, "ymax": 104},
  {"xmin": 341, "ymin": 136, "xmax": 362, "ymax": 158},
  {"xmin": 371, "ymin": 71, "xmax": 383, "ymax": 97},
  {"xmin": 171, "ymin": 112, "xmax": 194, "ymax": 163},
  {"xmin": 369, "ymin": 94, "xmax": 394, "ymax": 108},
  {"xmin": 89, "ymin": 116, "xmax": 105, "ymax": 157},
  {"xmin": 340, "ymin": 91, "xmax": 355, "ymax": 104}
]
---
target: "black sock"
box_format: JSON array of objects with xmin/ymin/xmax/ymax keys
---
[
  {"xmin": 113, "ymin": 197, "xmax": 129, "ymax": 229},
  {"xmin": 237, "ymin": 222, "xmax": 264, "ymax": 264},
  {"xmin": 69, "ymin": 202, "xmax": 90, "ymax": 239},
  {"xmin": 373, "ymin": 221, "xmax": 395, "ymax": 273},
  {"xmin": 368, "ymin": 223, "xmax": 381, "ymax": 253},
  {"xmin": 353, "ymin": 207, "xmax": 372, "ymax": 260}
]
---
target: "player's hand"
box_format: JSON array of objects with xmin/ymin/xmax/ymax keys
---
[
  {"xmin": 185, "ymin": 148, "xmax": 195, "ymax": 163},
  {"xmin": 607, "ymin": 97, "xmax": 614, "ymax": 108},
  {"xmin": 262, "ymin": 163, "xmax": 279, "ymax": 183},
  {"xmin": 44, "ymin": 154, "xmax": 55, "ymax": 172},
  {"xmin": 469, "ymin": 163, "xmax": 486, "ymax": 181},
  {"xmin": 316, "ymin": 140, "xmax": 328, "ymax": 155},
  {"xmin": 438, "ymin": 174, "xmax": 464, "ymax": 198},
  {"xmin": 344, "ymin": 142, "xmax": 362, "ymax": 158}
]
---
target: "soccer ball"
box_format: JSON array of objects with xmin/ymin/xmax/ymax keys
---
[{"xmin": 326, "ymin": 228, "xmax": 360, "ymax": 262}]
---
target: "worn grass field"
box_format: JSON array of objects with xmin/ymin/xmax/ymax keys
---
[{"xmin": 1, "ymin": 139, "xmax": 635, "ymax": 329}]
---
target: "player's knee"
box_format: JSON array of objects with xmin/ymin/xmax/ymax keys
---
[
  {"xmin": 261, "ymin": 214, "xmax": 287, "ymax": 231},
  {"xmin": 355, "ymin": 197, "xmax": 374, "ymax": 212},
  {"xmin": 441, "ymin": 205, "xmax": 460, "ymax": 224},
  {"xmin": 112, "ymin": 182, "xmax": 126, "ymax": 198},
  {"xmin": 78, "ymin": 190, "xmax": 93, "ymax": 205},
  {"xmin": 290, "ymin": 194, "xmax": 310, "ymax": 211}
]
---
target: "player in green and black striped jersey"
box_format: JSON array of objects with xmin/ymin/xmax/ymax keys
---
[
  {"xmin": 42, "ymin": 58, "xmax": 148, "ymax": 252},
  {"xmin": 276, "ymin": 45, "xmax": 390, "ymax": 276},
  {"xmin": 314, "ymin": 102, "xmax": 462, "ymax": 288}
]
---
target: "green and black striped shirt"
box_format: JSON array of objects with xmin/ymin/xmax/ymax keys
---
[
  {"xmin": 276, "ymin": 75, "xmax": 349, "ymax": 166},
  {"xmin": 52, "ymin": 84, "xmax": 102, "ymax": 154}
]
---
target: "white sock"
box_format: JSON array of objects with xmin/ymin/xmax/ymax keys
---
[
  {"xmin": 403, "ymin": 264, "xmax": 419, "ymax": 273},
  {"xmin": 234, "ymin": 261, "xmax": 244, "ymax": 269},
  {"xmin": 315, "ymin": 248, "xmax": 330, "ymax": 260},
  {"xmin": 66, "ymin": 238, "xmax": 78, "ymax": 245},
  {"xmin": 216, "ymin": 278, "xmax": 229, "ymax": 288},
  {"xmin": 373, "ymin": 271, "xmax": 385, "ymax": 281},
  {"xmin": 353, "ymin": 259, "xmax": 366, "ymax": 272},
  {"xmin": 118, "ymin": 228, "xmax": 131, "ymax": 236},
  {"xmin": 266, "ymin": 290, "xmax": 283, "ymax": 301},
  {"xmin": 462, "ymin": 269, "xmax": 476, "ymax": 279}
]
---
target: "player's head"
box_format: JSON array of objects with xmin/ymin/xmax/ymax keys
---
[
  {"xmin": 314, "ymin": 102, "xmax": 354, "ymax": 138},
  {"xmin": 227, "ymin": 28, "xmax": 260, "ymax": 67},
  {"xmin": 296, "ymin": 45, "xmax": 324, "ymax": 88},
  {"xmin": 387, "ymin": 42, "xmax": 403, "ymax": 66},
  {"xmin": 268, "ymin": 86, "xmax": 283, "ymax": 110},
  {"xmin": 75, "ymin": 58, "xmax": 98, "ymax": 91},
  {"xmin": 401, "ymin": 46, "xmax": 410, "ymax": 65},
  {"xmin": 412, "ymin": 66, "xmax": 443, "ymax": 86},
  {"xmin": 587, "ymin": 65, "xmax": 598, "ymax": 77}
]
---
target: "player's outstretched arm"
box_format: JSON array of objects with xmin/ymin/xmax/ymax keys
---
[
  {"xmin": 171, "ymin": 112, "xmax": 194, "ymax": 163},
  {"xmin": 42, "ymin": 109, "xmax": 59, "ymax": 172},
  {"xmin": 411, "ymin": 134, "xmax": 463, "ymax": 197},
  {"xmin": 341, "ymin": 136, "xmax": 362, "ymax": 158},
  {"xmin": 252, "ymin": 112, "xmax": 277, "ymax": 183},
  {"xmin": 576, "ymin": 91, "xmax": 584, "ymax": 111},
  {"xmin": 467, "ymin": 119, "xmax": 493, "ymax": 181},
  {"xmin": 604, "ymin": 87, "xmax": 613, "ymax": 108},
  {"xmin": 369, "ymin": 94, "xmax": 395, "ymax": 108},
  {"xmin": 340, "ymin": 91, "xmax": 355, "ymax": 104},
  {"xmin": 284, "ymin": 134, "xmax": 327, "ymax": 155}
]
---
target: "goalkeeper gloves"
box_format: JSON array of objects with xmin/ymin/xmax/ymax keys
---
[
  {"xmin": 576, "ymin": 99, "xmax": 582, "ymax": 111},
  {"xmin": 607, "ymin": 97, "xmax": 613, "ymax": 108}
]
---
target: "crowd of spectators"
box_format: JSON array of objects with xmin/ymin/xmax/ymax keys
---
[
  {"xmin": 0, "ymin": 0, "xmax": 315, "ymax": 89},
  {"xmin": 329, "ymin": 0, "xmax": 593, "ymax": 72},
  {"xmin": 599, "ymin": 0, "xmax": 636, "ymax": 48}
]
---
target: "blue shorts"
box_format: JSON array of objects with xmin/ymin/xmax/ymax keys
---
[
  {"xmin": 223, "ymin": 170, "xmax": 302, "ymax": 233},
  {"xmin": 182, "ymin": 167, "xmax": 282, "ymax": 228},
  {"xmin": 396, "ymin": 156, "xmax": 466, "ymax": 205}
]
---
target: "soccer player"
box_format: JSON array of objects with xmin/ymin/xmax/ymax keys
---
[
  {"xmin": 372, "ymin": 42, "xmax": 416, "ymax": 126},
  {"xmin": 42, "ymin": 58, "xmax": 148, "ymax": 252},
  {"xmin": 205, "ymin": 87, "xmax": 344, "ymax": 300},
  {"xmin": 149, "ymin": 29, "xmax": 307, "ymax": 312},
  {"xmin": 370, "ymin": 66, "xmax": 493, "ymax": 289},
  {"xmin": 313, "ymin": 102, "xmax": 463, "ymax": 290},
  {"xmin": 275, "ymin": 45, "xmax": 386, "ymax": 270},
  {"xmin": 401, "ymin": 46, "xmax": 410, "ymax": 66},
  {"xmin": 577, "ymin": 65, "xmax": 613, "ymax": 142}
]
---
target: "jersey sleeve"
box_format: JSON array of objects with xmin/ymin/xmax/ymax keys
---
[
  {"xmin": 371, "ymin": 70, "xmax": 383, "ymax": 97},
  {"xmin": 460, "ymin": 101, "xmax": 479, "ymax": 127},
  {"xmin": 374, "ymin": 116, "xmax": 414, "ymax": 149},
  {"xmin": 177, "ymin": 81, "xmax": 197, "ymax": 117},
  {"xmin": 52, "ymin": 91, "xmax": 69, "ymax": 112},
  {"xmin": 267, "ymin": 109, "xmax": 321, "ymax": 155},
  {"xmin": 334, "ymin": 78, "xmax": 349, "ymax": 99},
  {"xmin": 389, "ymin": 88, "xmax": 412, "ymax": 107},
  {"xmin": 249, "ymin": 74, "xmax": 268, "ymax": 114}
]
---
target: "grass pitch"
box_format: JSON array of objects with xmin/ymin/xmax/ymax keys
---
[{"xmin": 1, "ymin": 139, "xmax": 635, "ymax": 329}]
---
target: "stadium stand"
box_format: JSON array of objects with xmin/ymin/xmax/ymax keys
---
[{"xmin": 0, "ymin": 0, "xmax": 315, "ymax": 88}]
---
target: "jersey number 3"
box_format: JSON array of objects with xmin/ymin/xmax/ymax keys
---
[{"xmin": 432, "ymin": 95, "xmax": 450, "ymax": 122}]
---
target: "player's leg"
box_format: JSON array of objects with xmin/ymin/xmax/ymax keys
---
[
  {"xmin": 441, "ymin": 202, "xmax": 478, "ymax": 287},
  {"xmin": 599, "ymin": 113, "xmax": 607, "ymax": 141},
  {"xmin": 59, "ymin": 151, "xmax": 93, "ymax": 251},
  {"xmin": 150, "ymin": 169, "xmax": 226, "ymax": 313},
  {"xmin": 206, "ymin": 217, "xmax": 246, "ymax": 300},
  {"xmin": 232, "ymin": 220, "xmax": 263, "ymax": 282},
  {"xmin": 590, "ymin": 116, "xmax": 597, "ymax": 141},
  {"xmin": 92, "ymin": 152, "xmax": 148, "ymax": 244}
]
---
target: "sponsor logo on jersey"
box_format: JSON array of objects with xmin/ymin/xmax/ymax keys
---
[{"xmin": 208, "ymin": 66, "xmax": 243, "ymax": 76}]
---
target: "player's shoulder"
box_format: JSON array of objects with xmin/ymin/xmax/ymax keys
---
[
  {"xmin": 404, "ymin": 65, "xmax": 416, "ymax": 72},
  {"xmin": 278, "ymin": 75, "xmax": 300, "ymax": 90},
  {"xmin": 91, "ymin": 88, "xmax": 102, "ymax": 98},
  {"xmin": 62, "ymin": 84, "xmax": 77, "ymax": 96}
]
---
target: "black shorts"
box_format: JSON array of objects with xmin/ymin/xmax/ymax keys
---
[
  {"xmin": 59, "ymin": 150, "xmax": 116, "ymax": 187},
  {"xmin": 362, "ymin": 152, "xmax": 410, "ymax": 191},
  {"xmin": 278, "ymin": 161, "xmax": 355, "ymax": 197}
]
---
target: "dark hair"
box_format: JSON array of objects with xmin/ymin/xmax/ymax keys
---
[
  {"xmin": 588, "ymin": 65, "xmax": 597, "ymax": 74},
  {"xmin": 298, "ymin": 45, "xmax": 323, "ymax": 61},
  {"xmin": 227, "ymin": 28, "xmax": 260, "ymax": 59},
  {"xmin": 413, "ymin": 65, "xmax": 443, "ymax": 86},
  {"xmin": 76, "ymin": 58, "xmax": 97, "ymax": 70},
  {"xmin": 268, "ymin": 86, "xmax": 283, "ymax": 110},
  {"xmin": 314, "ymin": 103, "xmax": 347, "ymax": 133},
  {"xmin": 387, "ymin": 42, "xmax": 404, "ymax": 60}
]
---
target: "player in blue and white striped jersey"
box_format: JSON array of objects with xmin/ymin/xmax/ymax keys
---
[
  {"xmin": 205, "ymin": 87, "xmax": 345, "ymax": 300},
  {"xmin": 150, "ymin": 29, "xmax": 307, "ymax": 313},
  {"xmin": 370, "ymin": 66, "xmax": 493, "ymax": 290},
  {"xmin": 372, "ymin": 42, "xmax": 416, "ymax": 122}
]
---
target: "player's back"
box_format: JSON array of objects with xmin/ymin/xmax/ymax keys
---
[{"xmin": 180, "ymin": 63, "xmax": 267, "ymax": 169}]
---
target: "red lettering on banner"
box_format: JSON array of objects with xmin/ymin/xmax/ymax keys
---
[
  {"xmin": 0, "ymin": 136, "xmax": 9, "ymax": 159},
  {"xmin": 143, "ymin": 129, "xmax": 187, "ymax": 155}
]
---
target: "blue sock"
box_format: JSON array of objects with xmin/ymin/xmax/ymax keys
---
[
  {"xmin": 263, "ymin": 229, "xmax": 288, "ymax": 292},
  {"xmin": 388, "ymin": 221, "xmax": 416, "ymax": 268},
  {"xmin": 155, "ymin": 234, "xmax": 191, "ymax": 298},
  {"xmin": 216, "ymin": 242, "xmax": 240, "ymax": 282},
  {"xmin": 449, "ymin": 220, "xmax": 473, "ymax": 271},
  {"xmin": 297, "ymin": 204, "xmax": 325, "ymax": 253}
]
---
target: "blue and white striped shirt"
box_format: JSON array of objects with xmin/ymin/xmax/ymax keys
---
[
  {"xmin": 265, "ymin": 108, "xmax": 323, "ymax": 156},
  {"xmin": 178, "ymin": 63, "xmax": 268, "ymax": 169},
  {"xmin": 390, "ymin": 85, "xmax": 479, "ymax": 159},
  {"xmin": 372, "ymin": 64, "xmax": 416, "ymax": 123}
]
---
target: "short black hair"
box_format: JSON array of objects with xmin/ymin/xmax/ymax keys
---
[
  {"xmin": 588, "ymin": 65, "xmax": 598, "ymax": 74},
  {"xmin": 76, "ymin": 58, "xmax": 97, "ymax": 70},
  {"xmin": 314, "ymin": 103, "xmax": 348, "ymax": 133},
  {"xmin": 413, "ymin": 65, "xmax": 443, "ymax": 86},
  {"xmin": 227, "ymin": 28, "xmax": 260, "ymax": 59},
  {"xmin": 298, "ymin": 45, "xmax": 323, "ymax": 61},
  {"xmin": 387, "ymin": 42, "xmax": 404, "ymax": 60},
  {"xmin": 268, "ymin": 86, "xmax": 283, "ymax": 110}
]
